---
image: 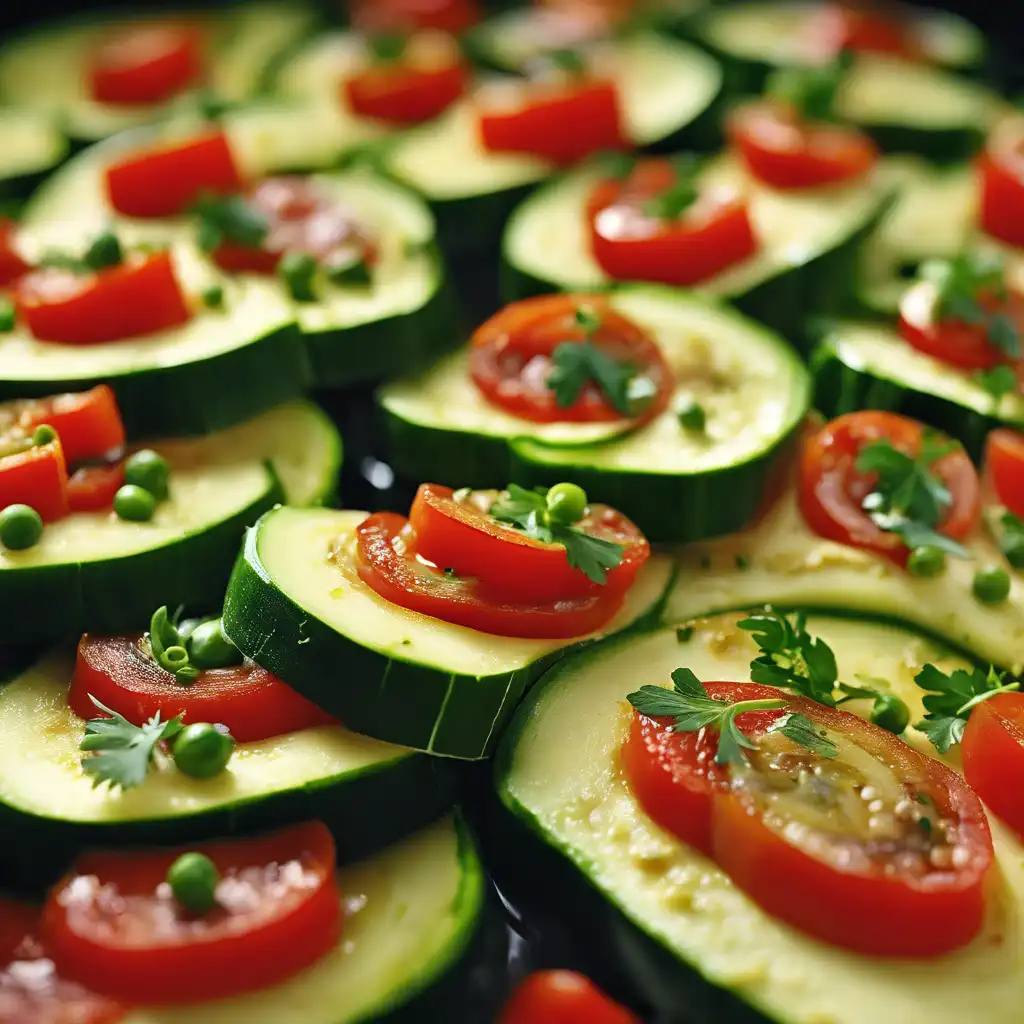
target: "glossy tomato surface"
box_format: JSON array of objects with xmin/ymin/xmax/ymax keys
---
[
  {"xmin": 89, "ymin": 23, "xmax": 204, "ymax": 105},
  {"xmin": 498, "ymin": 970, "xmax": 640, "ymax": 1024}
]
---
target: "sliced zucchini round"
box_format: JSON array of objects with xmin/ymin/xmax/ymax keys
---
[
  {"xmin": 495, "ymin": 614, "xmax": 1022, "ymax": 1024},
  {"xmin": 380, "ymin": 32, "xmax": 723, "ymax": 253},
  {"xmin": 0, "ymin": 4, "xmax": 317, "ymax": 144},
  {"xmin": 222, "ymin": 506, "xmax": 675, "ymax": 759},
  {"xmin": 379, "ymin": 286, "xmax": 811, "ymax": 543},
  {"xmin": 119, "ymin": 816, "xmax": 486, "ymax": 1024},
  {"xmin": 0, "ymin": 107, "xmax": 68, "ymax": 201},
  {"xmin": 0, "ymin": 648, "xmax": 454, "ymax": 885},
  {"xmin": 502, "ymin": 152, "xmax": 894, "ymax": 341},
  {"xmin": 665, "ymin": 477, "xmax": 1024, "ymax": 673}
]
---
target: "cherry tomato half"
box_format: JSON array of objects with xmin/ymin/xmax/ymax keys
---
[
  {"xmin": 349, "ymin": 0, "xmax": 479, "ymax": 34},
  {"xmin": 798, "ymin": 411, "xmax": 980, "ymax": 566},
  {"xmin": 0, "ymin": 218, "xmax": 30, "ymax": 287},
  {"xmin": 70, "ymin": 634, "xmax": 335, "ymax": 743},
  {"xmin": 89, "ymin": 23, "xmax": 204, "ymax": 106},
  {"xmin": 961, "ymin": 693, "xmax": 1024, "ymax": 843},
  {"xmin": 499, "ymin": 970, "xmax": 640, "ymax": 1024},
  {"xmin": 802, "ymin": 2, "xmax": 922, "ymax": 61},
  {"xmin": 978, "ymin": 119, "xmax": 1024, "ymax": 249},
  {"xmin": 624, "ymin": 681, "xmax": 993, "ymax": 957}
]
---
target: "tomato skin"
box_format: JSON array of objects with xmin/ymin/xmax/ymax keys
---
[
  {"xmin": 803, "ymin": 2, "xmax": 921, "ymax": 61},
  {"xmin": 798, "ymin": 411, "xmax": 980, "ymax": 566},
  {"xmin": 499, "ymin": 970, "xmax": 640, "ymax": 1024},
  {"xmin": 978, "ymin": 138, "xmax": 1024, "ymax": 249},
  {"xmin": 89, "ymin": 23, "xmax": 204, "ymax": 106},
  {"xmin": 587, "ymin": 158, "xmax": 758, "ymax": 286},
  {"xmin": 349, "ymin": 0, "xmax": 479, "ymax": 34},
  {"xmin": 356, "ymin": 511, "xmax": 627, "ymax": 638},
  {"xmin": 105, "ymin": 131, "xmax": 243, "ymax": 218},
  {"xmin": 12, "ymin": 385, "xmax": 126, "ymax": 466},
  {"xmin": 0, "ymin": 436, "xmax": 69, "ymax": 522},
  {"xmin": 478, "ymin": 79, "xmax": 626, "ymax": 167},
  {"xmin": 469, "ymin": 293, "xmax": 674, "ymax": 424},
  {"xmin": 67, "ymin": 463, "xmax": 125, "ymax": 513},
  {"xmin": 70, "ymin": 634, "xmax": 335, "ymax": 743},
  {"xmin": 408, "ymin": 483, "xmax": 649, "ymax": 604},
  {"xmin": 15, "ymin": 253, "xmax": 191, "ymax": 346},
  {"xmin": 345, "ymin": 60, "xmax": 466, "ymax": 124},
  {"xmin": 43, "ymin": 822, "xmax": 341, "ymax": 1005},
  {"xmin": 727, "ymin": 101, "xmax": 878, "ymax": 190},
  {"xmin": 961, "ymin": 694, "xmax": 1024, "ymax": 841},
  {"xmin": 985, "ymin": 428, "xmax": 1024, "ymax": 519},
  {"xmin": 0, "ymin": 218, "xmax": 30, "ymax": 287}
]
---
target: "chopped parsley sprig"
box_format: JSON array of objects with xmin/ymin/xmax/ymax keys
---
[
  {"xmin": 193, "ymin": 192, "xmax": 269, "ymax": 253},
  {"xmin": 913, "ymin": 663, "xmax": 1020, "ymax": 753}
]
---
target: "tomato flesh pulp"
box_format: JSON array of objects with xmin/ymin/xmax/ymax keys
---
[
  {"xmin": 408, "ymin": 483, "xmax": 650, "ymax": 604},
  {"xmin": 89, "ymin": 23, "xmax": 205, "ymax": 106},
  {"xmin": 727, "ymin": 101, "xmax": 878, "ymax": 190},
  {"xmin": 801, "ymin": 2, "xmax": 921, "ymax": 61},
  {"xmin": 15, "ymin": 253, "xmax": 191, "ymax": 345},
  {"xmin": 69, "ymin": 634, "xmax": 335, "ymax": 742},
  {"xmin": 43, "ymin": 822, "xmax": 341, "ymax": 1005},
  {"xmin": 212, "ymin": 176, "xmax": 378, "ymax": 275},
  {"xmin": 587, "ymin": 158, "xmax": 759, "ymax": 286},
  {"xmin": 0, "ymin": 218, "xmax": 30, "ymax": 288},
  {"xmin": 499, "ymin": 970, "xmax": 640, "ymax": 1024},
  {"xmin": 979, "ymin": 122, "xmax": 1024, "ymax": 249},
  {"xmin": 469, "ymin": 293, "xmax": 674, "ymax": 424},
  {"xmin": 985, "ymin": 428, "xmax": 1024, "ymax": 520},
  {"xmin": 105, "ymin": 131, "xmax": 243, "ymax": 218},
  {"xmin": 349, "ymin": 0, "xmax": 480, "ymax": 34},
  {"xmin": 798, "ymin": 411, "xmax": 980, "ymax": 566},
  {"xmin": 477, "ymin": 76, "xmax": 626, "ymax": 166},
  {"xmin": 623, "ymin": 681, "xmax": 993, "ymax": 956}
]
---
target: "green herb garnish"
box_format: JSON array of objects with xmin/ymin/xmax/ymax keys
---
[
  {"xmin": 767, "ymin": 51, "xmax": 852, "ymax": 122},
  {"xmin": 547, "ymin": 47, "xmax": 587, "ymax": 75},
  {"xmin": 367, "ymin": 32, "xmax": 407, "ymax": 62},
  {"xmin": 192, "ymin": 192, "xmax": 269, "ymax": 252},
  {"xmin": 974, "ymin": 365, "xmax": 1017, "ymax": 402}
]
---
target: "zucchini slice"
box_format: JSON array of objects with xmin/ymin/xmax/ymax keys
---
[
  {"xmin": 664, "ymin": 479, "xmax": 1024, "ymax": 672},
  {"xmin": 501, "ymin": 152, "xmax": 894, "ymax": 340},
  {"xmin": 495, "ymin": 614, "xmax": 1024, "ymax": 1024},
  {"xmin": 380, "ymin": 32, "xmax": 723, "ymax": 253},
  {"xmin": 0, "ymin": 4, "xmax": 317, "ymax": 144},
  {"xmin": 0, "ymin": 648, "xmax": 454, "ymax": 885},
  {"xmin": 0, "ymin": 108, "xmax": 68, "ymax": 200},
  {"xmin": 120, "ymin": 816, "xmax": 486, "ymax": 1024},
  {"xmin": 222, "ymin": 506, "xmax": 675, "ymax": 759},
  {"xmin": 379, "ymin": 286, "xmax": 811, "ymax": 543}
]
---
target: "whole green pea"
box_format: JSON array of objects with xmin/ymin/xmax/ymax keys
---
[
  {"xmin": 0, "ymin": 504, "xmax": 43, "ymax": 550},
  {"xmin": 114, "ymin": 484, "xmax": 157, "ymax": 522},
  {"xmin": 870, "ymin": 694, "xmax": 911, "ymax": 735},
  {"xmin": 187, "ymin": 618, "xmax": 243, "ymax": 670},
  {"xmin": 545, "ymin": 482, "xmax": 588, "ymax": 526},
  {"xmin": 973, "ymin": 565, "xmax": 1011, "ymax": 605},
  {"xmin": 173, "ymin": 723, "xmax": 236, "ymax": 779},
  {"xmin": 907, "ymin": 545, "xmax": 946, "ymax": 578},
  {"xmin": 124, "ymin": 449, "xmax": 170, "ymax": 501},
  {"xmin": 166, "ymin": 852, "xmax": 220, "ymax": 914}
]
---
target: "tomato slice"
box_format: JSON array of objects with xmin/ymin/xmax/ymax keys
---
[
  {"xmin": 0, "ymin": 436, "xmax": 69, "ymax": 523},
  {"xmin": 587, "ymin": 157, "xmax": 758, "ymax": 286},
  {"xmin": 978, "ymin": 120, "xmax": 1024, "ymax": 249},
  {"xmin": 624, "ymin": 681, "xmax": 993, "ymax": 957},
  {"xmin": 67, "ymin": 463, "xmax": 125, "ymax": 513},
  {"xmin": 798, "ymin": 411, "xmax": 980, "ymax": 566},
  {"xmin": 15, "ymin": 253, "xmax": 192, "ymax": 345},
  {"xmin": 986, "ymin": 428, "xmax": 1024, "ymax": 519},
  {"xmin": 349, "ymin": 0, "xmax": 479, "ymax": 33},
  {"xmin": 727, "ymin": 101, "xmax": 878, "ymax": 189},
  {"xmin": 0, "ymin": 898, "xmax": 125, "ymax": 1024},
  {"xmin": 70, "ymin": 634, "xmax": 335, "ymax": 743},
  {"xmin": 477, "ymin": 77, "xmax": 626, "ymax": 166},
  {"xmin": 408, "ymin": 483, "xmax": 649, "ymax": 604},
  {"xmin": 469, "ymin": 293, "xmax": 673, "ymax": 424},
  {"xmin": 0, "ymin": 218, "xmax": 30, "ymax": 288},
  {"xmin": 43, "ymin": 822, "xmax": 341, "ymax": 1005},
  {"xmin": 355, "ymin": 511, "xmax": 627, "ymax": 638},
  {"xmin": 898, "ymin": 278, "xmax": 1024, "ymax": 372},
  {"xmin": 961, "ymin": 693, "xmax": 1024, "ymax": 842},
  {"xmin": 802, "ymin": 1, "xmax": 921, "ymax": 61},
  {"xmin": 105, "ymin": 131, "xmax": 244, "ymax": 218},
  {"xmin": 499, "ymin": 970, "xmax": 640, "ymax": 1024},
  {"xmin": 89, "ymin": 23, "xmax": 204, "ymax": 106}
]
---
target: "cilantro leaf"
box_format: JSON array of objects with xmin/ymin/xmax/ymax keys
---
[
  {"xmin": 766, "ymin": 51, "xmax": 851, "ymax": 121},
  {"xmin": 913, "ymin": 662, "xmax": 1020, "ymax": 752},
  {"xmin": 914, "ymin": 715, "xmax": 967, "ymax": 755},
  {"xmin": 767, "ymin": 712, "xmax": 839, "ymax": 759},
  {"xmin": 192, "ymin": 193, "xmax": 269, "ymax": 251},
  {"xmin": 547, "ymin": 341, "xmax": 639, "ymax": 416},
  {"xmin": 487, "ymin": 483, "xmax": 547, "ymax": 532},
  {"xmin": 79, "ymin": 696, "xmax": 184, "ymax": 790},
  {"xmin": 975, "ymin": 365, "xmax": 1018, "ymax": 401},
  {"xmin": 555, "ymin": 526, "xmax": 626, "ymax": 585}
]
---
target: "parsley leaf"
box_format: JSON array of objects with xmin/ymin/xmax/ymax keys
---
[
  {"xmin": 915, "ymin": 715, "xmax": 967, "ymax": 754},
  {"xmin": 913, "ymin": 662, "xmax": 1020, "ymax": 752},
  {"xmin": 975, "ymin": 364, "xmax": 1018, "ymax": 401},
  {"xmin": 192, "ymin": 192, "xmax": 269, "ymax": 252},
  {"xmin": 547, "ymin": 47, "xmax": 587, "ymax": 75},
  {"xmin": 766, "ymin": 51, "xmax": 851, "ymax": 122},
  {"xmin": 766, "ymin": 712, "xmax": 839, "ymax": 760},
  {"xmin": 561, "ymin": 530, "xmax": 627, "ymax": 584},
  {"xmin": 79, "ymin": 696, "xmax": 184, "ymax": 790}
]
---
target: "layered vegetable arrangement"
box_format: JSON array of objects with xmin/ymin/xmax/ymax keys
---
[{"xmin": 1, "ymin": 0, "xmax": 1023, "ymax": 1021}]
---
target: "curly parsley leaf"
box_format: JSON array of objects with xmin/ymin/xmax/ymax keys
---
[
  {"xmin": 79, "ymin": 696, "xmax": 184, "ymax": 791},
  {"xmin": 913, "ymin": 662, "xmax": 1020, "ymax": 752}
]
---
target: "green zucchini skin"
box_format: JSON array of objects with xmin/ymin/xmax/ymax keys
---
[
  {"xmin": 0, "ymin": 323, "xmax": 312, "ymax": 442},
  {"xmin": 859, "ymin": 123, "xmax": 985, "ymax": 164}
]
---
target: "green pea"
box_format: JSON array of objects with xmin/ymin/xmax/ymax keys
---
[
  {"xmin": 32, "ymin": 423, "xmax": 57, "ymax": 446},
  {"xmin": 124, "ymin": 449, "xmax": 170, "ymax": 502},
  {"xmin": 187, "ymin": 618, "xmax": 243, "ymax": 670},
  {"xmin": 114, "ymin": 484, "xmax": 157, "ymax": 523},
  {"xmin": 279, "ymin": 251, "xmax": 318, "ymax": 302},
  {"xmin": 545, "ymin": 482, "xmax": 588, "ymax": 526},
  {"xmin": 173, "ymin": 723, "xmax": 236, "ymax": 779},
  {"xmin": 1003, "ymin": 532, "xmax": 1024, "ymax": 570},
  {"xmin": 870, "ymin": 694, "xmax": 910, "ymax": 734},
  {"xmin": 907, "ymin": 545, "xmax": 946, "ymax": 578},
  {"xmin": 166, "ymin": 852, "xmax": 220, "ymax": 914},
  {"xmin": 201, "ymin": 283, "xmax": 225, "ymax": 309},
  {"xmin": 0, "ymin": 504, "xmax": 42, "ymax": 550},
  {"xmin": 676, "ymin": 399, "xmax": 706, "ymax": 432},
  {"xmin": 974, "ymin": 566, "xmax": 1011, "ymax": 605},
  {"xmin": 83, "ymin": 229, "xmax": 123, "ymax": 271},
  {"xmin": 0, "ymin": 298, "xmax": 14, "ymax": 332}
]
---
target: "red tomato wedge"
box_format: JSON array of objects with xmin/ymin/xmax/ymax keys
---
[
  {"xmin": 961, "ymin": 693, "xmax": 1024, "ymax": 842},
  {"xmin": 105, "ymin": 131, "xmax": 244, "ymax": 218},
  {"xmin": 0, "ymin": 898, "xmax": 125, "ymax": 1024},
  {"xmin": 349, "ymin": 0, "xmax": 480, "ymax": 34},
  {"xmin": 986, "ymin": 428, "xmax": 1024, "ymax": 519},
  {"xmin": 67, "ymin": 464, "xmax": 125, "ymax": 513},
  {"xmin": 89, "ymin": 23, "xmax": 204, "ymax": 106},
  {"xmin": 978, "ymin": 120, "xmax": 1024, "ymax": 249},
  {"xmin": 43, "ymin": 822, "xmax": 341, "ymax": 1005},
  {"xmin": 499, "ymin": 970, "xmax": 640, "ymax": 1024},
  {"xmin": 0, "ymin": 218, "xmax": 30, "ymax": 287},
  {"xmin": 70, "ymin": 634, "xmax": 335, "ymax": 743},
  {"xmin": 802, "ymin": 2, "xmax": 921, "ymax": 61},
  {"xmin": 469, "ymin": 293, "xmax": 673, "ymax": 424},
  {"xmin": 355, "ymin": 511, "xmax": 629, "ymax": 638},
  {"xmin": 798, "ymin": 411, "xmax": 980, "ymax": 566},
  {"xmin": 477, "ymin": 77, "xmax": 626, "ymax": 166},
  {"xmin": 15, "ymin": 253, "xmax": 191, "ymax": 345},
  {"xmin": 0, "ymin": 436, "xmax": 69, "ymax": 523},
  {"xmin": 727, "ymin": 101, "xmax": 878, "ymax": 190},
  {"xmin": 587, "ymin": 158, "xmax": 758, "ymax": 286},
  {"xmin": 623, "ymin": 681, "xmax": 993, "ymax": 957},
  {"xmin": 408, "ymin": 483, "xmax": 649, "ymax": 604},
  {"xmin": 898, "ymin": 278, "xmax": 1024, "ymax": 372}
]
